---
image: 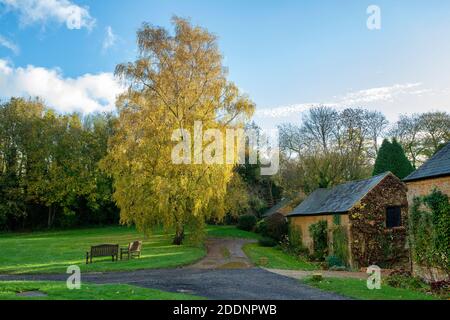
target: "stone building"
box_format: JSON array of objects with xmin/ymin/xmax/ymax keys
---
[
  {"xmin": 404, "ymin": 142, "xmax": 450, "ymax": 201},
  {"xmin": 262, "ymin": 194, "xmax": 305, "ymax": 218},
  {"xmin": 287, "ymin": 172, "xmax": 409, "ymax": 269},
  {"xmin": 262, "ymin": 198, "xmax": 293, "ymax": 218},
  {"xmin": 403, "ymin": 142, "xmax": 450, "ymax": 281}
]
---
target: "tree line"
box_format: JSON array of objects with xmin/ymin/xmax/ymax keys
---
[
  {"xmin": 0, "ymin": 98, "xmax": 118, "ymax": 230},
  {"xmin": 0, "ymin": 18, "xmax": 274, "ymax": 237},
  {"xmin": 0, "ymin": 95, "xmax": 278, "ymax": 234},
  {"xmin": 278, "ymin": 106, "xmax": 450, "ymax": 196},
  {"xmin": 1, "ymin": 17, "xmax": 449, "ymax": 245}
]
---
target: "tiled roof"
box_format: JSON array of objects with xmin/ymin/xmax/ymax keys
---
[
  {"xmin": 404, "ymin": 142, "xmax": 450, "ymax": 182},
  {"xmin": 262, "ymin": 198, "xmax": 291, "ymax": 217},
  {"xmin": 287, "ymin": 172, "xmax": 391, "ymax": 217}
]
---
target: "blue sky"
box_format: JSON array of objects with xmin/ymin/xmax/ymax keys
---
[{"xmin": 1, "ymin": 0, "xmax": 449, "ymax": 129}]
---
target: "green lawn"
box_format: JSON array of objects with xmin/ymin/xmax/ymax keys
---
[
  {"xmin": 0, "ymin": 281, "xmax": 203, "ymax": 300},
  {"xmin": 206, "ymin": 225, "xmax": 262, "ymax": 240},
  {"xmin": 0, "ymin": 225, "xmax": 260, "ymax": 274},
  {"xmin": 303, "ymin": 277, "xmax": 438, "ymax": 300},
  {"xmin": 243, "ymin": 243, "xmax": 318, "ymax": 271},
  {"xmin": 0, "ymin": 226, "xmax": 205, "ymax": 274}
]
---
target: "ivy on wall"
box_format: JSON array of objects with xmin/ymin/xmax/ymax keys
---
[
  {"xmin": 332, "ymin": 224, "xmax": 349, "ymax": 266},
  {"xmin": 348, "ymin": 174, "xmax": 409, "ymax": 268},
  {"xmin": 409, "ymin": 189, "xmax": 450, "ymax": 279},
  {"xmin": 309, "ymin": 220, "xmax": 328, "ymax": 261},
  {"xmin": 284, "ymin": 223, "xmax": 309, "ymax": 256}
]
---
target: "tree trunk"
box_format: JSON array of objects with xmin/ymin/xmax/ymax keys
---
[
  {"xmin": 47, "ymin": 206, "xmax": 52, "ymax": 229},
  {"xmin": 172, "ymin": 225, "xmax": 185, "ymax": 245},
  {"xmin": 47, "ymin": 205, "xmax": 55, "ymax": 229}
]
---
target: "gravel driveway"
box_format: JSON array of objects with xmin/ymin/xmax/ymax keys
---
[
  {"xmin": 0, "ymin": 268, "xmax": 347, "ymax": 300},
  {"xmin": 189, "ymin": 238, "xmax": 256, "ymax": 269},
  {"xmin": 0, "ymin": 238, "xmax": 348, "ymax": 300}
]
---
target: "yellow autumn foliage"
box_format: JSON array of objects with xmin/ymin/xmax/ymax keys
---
[{"xmin": 101, "ymin": 17, "xmax": 254, "ymax": 244}]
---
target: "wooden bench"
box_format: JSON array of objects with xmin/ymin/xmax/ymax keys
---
[
  {"xmin": 86, "ymin": 244, "xmax": 119, "ymax": 264},
  {"xmin": 120, "ymin": 241, "xmax": 142, "ymax": 260}
]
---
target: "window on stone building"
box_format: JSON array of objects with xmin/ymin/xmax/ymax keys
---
[{"xmin": 386, "ymin": 206, "xmax": 402, "ymax": 228}]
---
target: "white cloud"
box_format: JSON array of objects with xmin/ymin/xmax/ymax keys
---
[
  {"xmin": 256, "ymin": 83, "xmax": 431, "ymax": 119},
  {"xmin": 334, "ymin": 83, "xmax": 423, "ymax": 105},
  {"xmin": 255, "ymin": 103, "xmax": 313, "ymax": 118},
  {"xmin": 252, "ymin": 82, "xmax": 450, "ymax": 132},
  {"xmin": 0, "ymin": 34, "xmax": 20, "ymax": 54},
  {"xmin": 0, "ymin": 0, "xmax": 95, "ymax": 30},
  {"xmin": 0, "ymin": 59, "xmax": 124, "ymax": 113},
  {"xmin": 102, "ymin": 26, "xmax": 117, "ymax": 52}
]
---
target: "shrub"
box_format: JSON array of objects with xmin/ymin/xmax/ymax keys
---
[
  {"xmin": 256, "ymin": 219, "xmax": 267, "ymax": 234},
  {"xmin": 263, "ymin": 213, "xmax": 288, "ymax": 241},
  {"xmin": 237, "ymin": 214, "xmax": 257, "ymax": 231},
  {"xmin": 326, "ymin": 255, "xmax": 345, "ymax": 269},
  {"xmin": 223, "ymin": 213, "xmax": 238, "ymax": 225},
  {"xmin": 309, "ymin": 220, "xmax": 328, "ymax": 261},
  {"xmin": 430, "ymin": 280, "xmax": 450, "ymax": 295},
  {"xmin": 258, "ymin": 237, "xmax": 277, "ymax": 247},
  {"xmin": 385, "ymin": 270, "xmax": 427, "ymax": 291}
]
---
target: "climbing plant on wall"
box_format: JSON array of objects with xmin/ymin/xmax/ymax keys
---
[
  {"xmin": 409, "ymin": 189, "xmax": 450, "ymax": 278},
  {"xmin": 309, "ymin": 220, "xmax": 328, "ymax": 261},
  {"xmin": 284, "ymin": 222, "xmax": 308, "ymax": 256},
  {"xmin": 331, "ymin": 224, "xmax": 349, "ymax": 266}
]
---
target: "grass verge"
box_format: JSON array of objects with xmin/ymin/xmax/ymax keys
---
[
  {"xmin": 303, "ymin": 277, "xmax": 439, "ymax": 300},
  {"xmin": 243, "ymin": 243, "xmax": 318, "ymax": 271},
  {"xmin": 0, "ymin": 281, "xmax": 203, "ymax": 300}
]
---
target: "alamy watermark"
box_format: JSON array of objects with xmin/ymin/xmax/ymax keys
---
[
  {"xmin": 366, "ymin": 265, "xmax": 382, "ymax": 290},
  {"xmin": 66, "ymin": 265, "xmax": 81, "ymax": 290},
  {"xmin": 171, "ymin": 121, "xmax": 279, "ymax": 175},
  {"xmin": 367, "ymin": 5, "xmax": 381, "ymax": 30}
]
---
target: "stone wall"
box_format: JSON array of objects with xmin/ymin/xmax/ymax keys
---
[
  {"xmin": 289, "ymin": 214, "xmax": 350, "ymax": 254},
  {"xmin": 406, "ymin": 176, "xmax": 450, "ymax": 204},
  {"xmin": 289, "ymin": 174, "xmax": 410, "ymax": 270},
  {"xmin": 348, "ymin": 174, "xmax": 410, "ymax": 269},
  {"xmin": 406, "ymin": 175, "xmax": 450, "ymax": 281}
]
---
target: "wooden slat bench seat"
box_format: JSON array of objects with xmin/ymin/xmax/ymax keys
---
[
  {"xmin": 120, "ymin": 241, "xmax": 142, "ymax": 260},
  {"xmin": 86, "ymin": 244, "xmax": 119, "ymax": 264}
]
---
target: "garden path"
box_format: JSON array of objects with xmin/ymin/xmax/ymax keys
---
[
  {"xmin": 188, "ymin": 238, "xmax": 256, "ymax": 269},
  {"xmin": 266, "ymin": 268, "xmax": 369, "ymax": 280}
]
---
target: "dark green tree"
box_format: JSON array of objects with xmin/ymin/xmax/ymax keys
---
[
  {"xmin": 372, "ymin": 138, "xmax": 414, "ymax": 179},
  {"xmin": 0, "ymin": 98, "xmax": 118, "ymax": 231},
  {"xmin": 372, "ymin": 139, "xmax": 392, "ymax": 176}
]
